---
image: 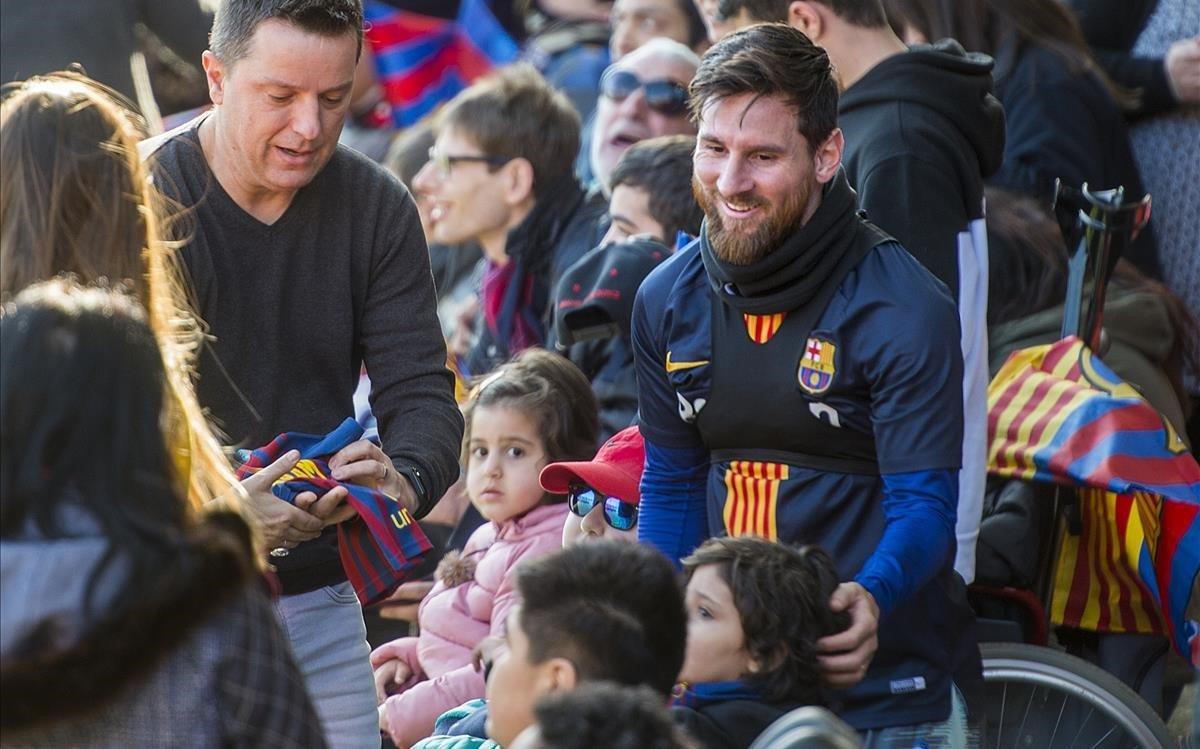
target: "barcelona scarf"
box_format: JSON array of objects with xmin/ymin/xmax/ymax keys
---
[
  {"xmin": 365, "ymin": 0, "xmax": 519, "ymax": 128},
  {"xmin": 236, "ymin": 418, "xmax": 432, "ymax": 606},
  {"xmin": 988, "ymin": 337, "xmax": 1200, "ymax": 664}
]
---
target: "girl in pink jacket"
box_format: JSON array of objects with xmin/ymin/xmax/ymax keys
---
[{"xmin": 371, "ymin": 350, "xmax": 599, "ymax": 747}]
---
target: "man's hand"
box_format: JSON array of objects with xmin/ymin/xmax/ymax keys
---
[
  {"xmin": 294, "ymin": 485, "xmax": 358, "ymax": 526},
  {"xmin": 376, "ymin": 580, "xmax": 435, "ymax": 622},
  {"xmin": 1166, "ymin": 37, "xmax": 1200, "ymax": 104},
  {"xmin": 329, "ymin": 440, "xmax": 419, "ymax": 514},
  {"xmin": 373, "ymin": 658, "xmax": 413, "ymax": 704},
  {"xmin": 238, "ymin": 449, "xmax": 324, "ymax": 551},
  {"xmin": 817, "ymin": 582, "xmax": 880, "ymax": 689}
]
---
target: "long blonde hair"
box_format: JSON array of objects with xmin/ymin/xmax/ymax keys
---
[{"xmin": 1, "ymin": 71, "xmax": 237, "ymax": 509}]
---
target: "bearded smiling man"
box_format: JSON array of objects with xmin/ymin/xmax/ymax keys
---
[{"xmin": 632, "ymin": 24, "xmax": 983, "ymax": 741}]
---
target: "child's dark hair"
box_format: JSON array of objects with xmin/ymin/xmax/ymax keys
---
[
  {"xmin": 462, "ymin": 349, "xmax": 599, "ymax": 476},
  {"xmin": 609, "ymin": 135, "xmax": 704, "ymax": 243},
  {"xmin": 532, "ymin": 682, "xmax": 694, "ymax": 749},
  {"xmin": 682, "ymin": 538, "xmax": 850, "ymax": 704},
  {"xmin": 516, "ymin": 541, "xmax": 687, "ymax": 697}
]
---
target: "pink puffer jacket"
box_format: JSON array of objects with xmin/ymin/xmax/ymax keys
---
[{"xmin": 372, "ymin": 503, "xmax": 567, "ymax": 747}]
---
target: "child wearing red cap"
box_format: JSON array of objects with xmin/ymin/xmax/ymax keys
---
[{"xmin": 540, "ymin": 426, "xmax": 645, "ymax": 546}]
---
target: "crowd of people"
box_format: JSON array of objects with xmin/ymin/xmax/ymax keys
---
[{"xmin": 0, "ymin": 0, "xmax": 1197, "ymax": 747}]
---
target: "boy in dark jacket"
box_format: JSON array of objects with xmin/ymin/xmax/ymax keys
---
[{"xmin": 671, "ymin": 537, "xmax": 850, "ymax": 749}]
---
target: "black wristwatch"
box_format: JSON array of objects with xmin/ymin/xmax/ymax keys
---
[{"xmin": 394, "ymin": 463, "xmax": 429, "ymax": 515}]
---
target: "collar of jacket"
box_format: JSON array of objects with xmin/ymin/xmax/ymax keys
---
[
  {"xmin": 495, "ymin": 502, "xmax": 567, "ymax": 541},
  {"xmin": 504, "ymin": 172, "xmax": 587, "ymax": 276}
]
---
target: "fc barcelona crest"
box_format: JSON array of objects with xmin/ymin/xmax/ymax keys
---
[{"xmin": 798, "ymin": 337, "xmax": 836, "ymax": 395}]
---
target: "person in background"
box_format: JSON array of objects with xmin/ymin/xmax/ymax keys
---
[
  {"xmin": 883, "ymin": 0, "xmax": 1160, "ymax": 278},
  {"xmin": 603, "ymin": 134, "xmax": 704, "ymax": 247},
  {"xmin": 384, "ymin": 120, "xmax": 484, "ymax": 354},
  {"xmin": 610, "ymin": 0, "xmax": 710, "ymax": 60},
  {"xmin": 671, "ymin": 538, "xmax": 851, "ymax": 749},
  {"xmin": 521, "ymin": 0, "xmax": 614, "ymax": 120},
  {"xmin": 413, "ymin": 64, "xmax": 606, "ymax": 377},
  {"xmin": 589, "ymin": 39, "xmax": 700, "ymax": 196},
  {"xmin": 508, "ymin": 683, "xmax": 695, "ymax": 749},
  {"xmin": 1063, "ymin": 0, "xmax": 1200, "ymax": 119},
  {"xmin": 1064, "ymin": 0, "xmax": 1200, "ymax": 451},
  {"xmin": 541, "ymin": 425, "xmax": 645, "ymax": 544},
  {"xmin": 554, "ymin": 136, "xmax": 701, "ymax": 438},
  {"xmin": 0, "ymin": 280, "xmax": 325, "ymax": 748}
]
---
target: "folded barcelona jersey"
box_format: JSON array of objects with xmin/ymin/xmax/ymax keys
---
[{"xmin": 236, "ymin": 418, "xmax": 432, "ymax": 605}]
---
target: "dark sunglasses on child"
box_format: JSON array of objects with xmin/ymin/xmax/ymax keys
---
[
  {"xmin": 567, "ymin": 483, "xmax": 639, "ymax": 531},
  {"xmin": 600, "ymin": 68, "xmax": 690, "ymax": 116}
]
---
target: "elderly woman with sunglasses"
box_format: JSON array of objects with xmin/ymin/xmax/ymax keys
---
[{"xmin": 541, "ymin": 426, "xmax": 644, "ymax": 544}]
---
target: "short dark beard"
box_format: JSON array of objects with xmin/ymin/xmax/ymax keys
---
[{"xmin": 693, "ymin": 175, "xmax": 811, "ymax": 265}]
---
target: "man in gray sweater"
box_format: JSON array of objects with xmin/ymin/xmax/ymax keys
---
[{"xmin": 144, "ymin": 1, "xmax": 463, "ymax": 744}]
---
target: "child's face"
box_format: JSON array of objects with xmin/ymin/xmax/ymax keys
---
[
  {"xmin": 486, "ymin": 606, "xmax": 553, "ymax": 746},
  {"xmin": 467, "ymin": 405, "xmax": 549, "ymax": 524},
  {"xmin": 678, "ymin": 564, "xmax": 755, "ymax": 685}
]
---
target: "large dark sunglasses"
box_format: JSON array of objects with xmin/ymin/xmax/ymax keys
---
[
  {"xmin": 567, "ymin": 483, "xmax": 639, "ymax": 531},
  {"xmin": 600, "ymin": 68, "xmax": 690, "ymax": 116}
]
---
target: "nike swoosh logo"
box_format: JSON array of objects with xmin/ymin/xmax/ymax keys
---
[{"xmin": 665, "ymin": 352, "xmax": 710, "ymax": 373}]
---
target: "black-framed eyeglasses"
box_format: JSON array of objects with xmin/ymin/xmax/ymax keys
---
[
  {"xmin": 600, "ymin": 67, "xmax": 690, "ymax": 116},
  {"xmin": 567, "ymin": 483, "xmax": 639, "ymax": 531},
  {"xmin": 426, "ymin": 147, "xmax": 512, "ymax": 179}
]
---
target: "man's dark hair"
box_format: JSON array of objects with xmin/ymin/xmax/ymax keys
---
[
  {"xmin": 689, "ymin": 23, "xmax": 838, "ymax": 152},
  {"xmin": 718, "ymin": 0, "xmax": 887, "ymax": 27},
  {"xmin": 609, "ymin": 135, "xmax": 703, "ymax": 242},
  {"xmin": 682, "ymin": 538, "xmax": 850, "ymax": 704},
  {"xmin": 210, "ymin": 0, "xmax": 364, "ymax": 65},
  {"xmin": 516, "ymin": 541, "xmax": 686, "ymax": 697},
  {"xmin": 439, "ymin": 64, "xmax": 580, "ymax": 199},
  {"xmin": 532, "ymin": 683, "xmax": 693, "ymax": 749},
  {"xmin": 676, "ymin": 0, "xmax": 711, "ymax": 49}
]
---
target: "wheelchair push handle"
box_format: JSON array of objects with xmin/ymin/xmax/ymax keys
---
[{"xmin": 1052, "ymin": 180, "xmax": 1151, "ymax": 350}]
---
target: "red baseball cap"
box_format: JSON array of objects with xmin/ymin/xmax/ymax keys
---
[{"xmin": 539, "ymin": 426, "xmax": 645, "ymax": 504}]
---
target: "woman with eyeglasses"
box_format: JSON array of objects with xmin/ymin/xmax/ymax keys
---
[{"xmin": 541, "ymin": 425, "xmax": 644, "ymax": 545}]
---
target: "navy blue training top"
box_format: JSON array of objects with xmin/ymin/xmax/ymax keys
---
[{"xmin": 632, "ymin": 239, "xmax": 980, "ymax": 730}]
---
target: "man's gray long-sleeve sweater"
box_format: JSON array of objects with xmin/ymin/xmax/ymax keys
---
[{"xmin": 147, "ymin": 119, "xmax": 463, "ymax": 593}]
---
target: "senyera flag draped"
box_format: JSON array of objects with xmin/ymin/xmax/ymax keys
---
[{"xmin": 987, "ymin": 336, "xmax": 1200, "ymax": 666}]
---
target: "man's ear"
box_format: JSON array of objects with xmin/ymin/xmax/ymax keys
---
[
  {"xmin": 813, "ymin": 128, "xmax": 844, "ymax": 184},
  {"xmin": 503, "ymin": 157, "xmax": 536, "ymax": 207},
  {"xmin": 787, "ymin": 1, "xmax": 824, "ymax": 41},
  {"xmin": 535, "ymin": 657, "xmax": 580, "ymax": 693},
  {"xmin": 201, "ymin": 51, "xmax": 226, "ymax": 106}
]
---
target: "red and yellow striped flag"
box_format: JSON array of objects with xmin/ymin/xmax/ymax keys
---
[
  {"xmin": 722, "ymin": 461, "xmax": 789, "ymax": 540},
  {"xmin": 743, "ymin": 313, "xmax": 786, "ymax": 344}
]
